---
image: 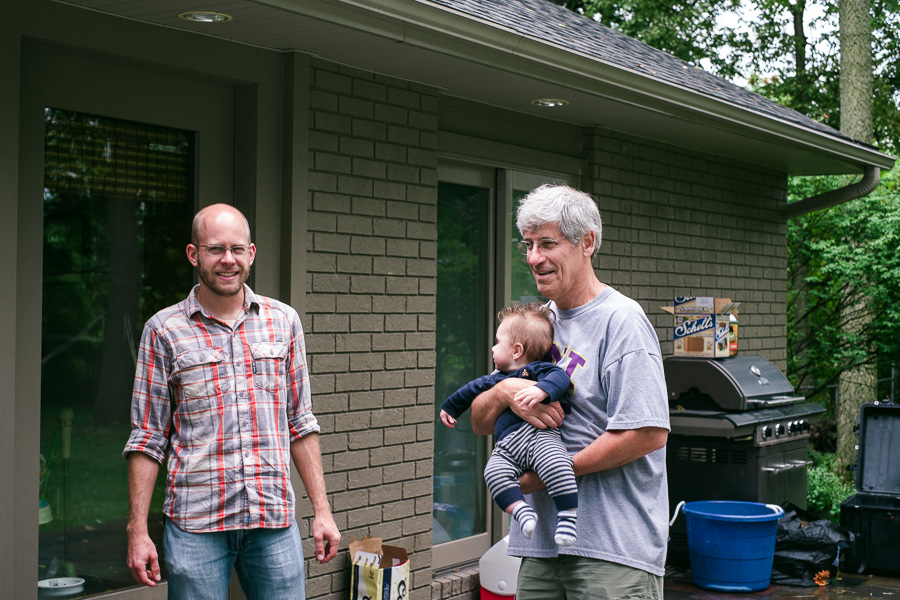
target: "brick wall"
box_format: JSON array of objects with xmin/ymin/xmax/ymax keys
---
[
  {"xmin": 303, "ymin": 58, "xmax": 439, "ymax": 600},
  {"xmin": 584, "ymin": 128, "xmax": 789, "ymax": 370},
  {"xmin": 297, "ymin": 61, "xmax": 791, "ymax": 600},
  {"xmin": 431, "ymin": 568, "xmax": 480, "ymax": 600}
]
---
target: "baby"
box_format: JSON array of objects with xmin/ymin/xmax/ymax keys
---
[{"xmin": 439, "ymin": 303, "xmax": 577, "ymax": 546}]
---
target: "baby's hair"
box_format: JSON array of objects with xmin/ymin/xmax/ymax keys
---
[{"xmin": 497, "ymin": 303, "xmax": 556, "ymax": 363}]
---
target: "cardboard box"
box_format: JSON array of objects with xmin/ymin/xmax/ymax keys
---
[
  {"xmin": 663, "ymin": 297, "xmax": 739, "ymax": 358},
  {"xmin": 349, "ymin": 536, "xmax": 410, "ymax": 600}
]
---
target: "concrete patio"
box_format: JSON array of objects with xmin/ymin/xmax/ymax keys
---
[{"xmin": 665, "ymin": 568, "xmax": 900, "ymax": 600}]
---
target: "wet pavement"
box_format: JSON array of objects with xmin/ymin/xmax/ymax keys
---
[{"xmin": 665, "ymin": 568, "xmax": 900, "ymax": 600}]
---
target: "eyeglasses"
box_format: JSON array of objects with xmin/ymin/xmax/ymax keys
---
[
  {"xmin": 516, "ymin": 235, "xmax": 568, "ymax": 255},
  {"xmin": 198, "ymin": 244, "xmax": 250, "ymax": 257}
]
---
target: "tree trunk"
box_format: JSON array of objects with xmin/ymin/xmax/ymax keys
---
[
  {"xmin": 93, "ymin": 198, "xmax": 141, "ymax": 424},
  {"xmin": 792, "ymin": 1, "xmax": 808, "ymax": 76},
  {"xmin": 835, "ymin": 0, "xmax": 874, "ymax": 478},
  {"xmin": 836, "ymin": 295, "xmax": 876, "ymax": 476},
  {"xmin": 839, "ymin": 0, "xmax": 874, "ymax": 142}
]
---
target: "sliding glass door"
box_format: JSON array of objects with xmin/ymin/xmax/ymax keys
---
[{"xmin": 432, "ymin": 163, "xmax": 574, "ymax": 569}]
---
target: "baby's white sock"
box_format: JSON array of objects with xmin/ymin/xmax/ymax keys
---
[
  {"xmin": 512, "ymin": 503, "xmax": 538, "ymax": 539},
  {"xmin": 554, "ymin": 510, "xmax": 577, "ymax": 546}
]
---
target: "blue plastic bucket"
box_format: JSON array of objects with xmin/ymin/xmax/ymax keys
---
[{"xmin": 683, "ymin": 500, "xmax": 784, "ymax": 592}]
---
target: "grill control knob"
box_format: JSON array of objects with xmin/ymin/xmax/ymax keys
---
[
  {"xmin": 775, "ymin": 423, "xmax": 786, "ymax": 436},
  {"xmin": 761, "ymin": 426, "xmax": 772, "ymax": 439}
]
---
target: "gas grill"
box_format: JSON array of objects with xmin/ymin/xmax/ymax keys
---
[{"xmin": 664, "ymin": 355, "xmax": 826, "ymax": 565}]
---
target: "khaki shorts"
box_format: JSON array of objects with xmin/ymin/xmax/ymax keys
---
[{"xmin": 516, "ymin": 555, "xmax": 664, "ymax": 600}]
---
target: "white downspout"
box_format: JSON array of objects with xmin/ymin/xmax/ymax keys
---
[{"xmin": 786, "ymin": 165, "xmax": 881, "ymax": 219}]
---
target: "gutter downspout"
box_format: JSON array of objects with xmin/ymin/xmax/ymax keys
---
[{"xmin": 786, "ymin": 165, "xmax": 880, "ymax": 219}]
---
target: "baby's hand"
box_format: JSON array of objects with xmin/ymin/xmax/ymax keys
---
[
  {"xmin": 514, "ymin": 387, "xmax": 549, "ymax": 408},
  {"xmin": 440, "ymin": 409, "xmax": 457, "ymax": 428}
]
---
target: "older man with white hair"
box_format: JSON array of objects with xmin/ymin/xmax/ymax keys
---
[{"xmin": 471, "ymin": 184, "xmax": 670, "ymax": 600}]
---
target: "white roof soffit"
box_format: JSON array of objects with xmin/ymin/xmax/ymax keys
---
[{"xmin": 52, "ymin": 0, "xmax": 896, "ymax": 175}]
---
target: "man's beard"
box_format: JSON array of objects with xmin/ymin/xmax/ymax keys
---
[{"xmin": 197, "ymin": 263, "xmax": 248, "ymax": 297}]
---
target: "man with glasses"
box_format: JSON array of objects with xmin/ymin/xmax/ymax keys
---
[
  {"xmin": 123, "ymin": 203, "xmax": 340, "ymax": 600},
  {"xmin": 471, "ymin": 185, "xmax": 670, "ymax": 600}
]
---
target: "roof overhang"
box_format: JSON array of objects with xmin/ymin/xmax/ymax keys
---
[{"xmin": 52, "ymin": 0, "xmax": 895, "ymax": 176}]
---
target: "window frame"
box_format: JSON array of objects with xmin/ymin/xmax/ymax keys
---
[
  {"xmin": 15, "ymin": 41, "xmax": 241, "ymax": 599},
  {"xmin": 433, "ymin": 158, "xmax": 578, "ymax": 570}
]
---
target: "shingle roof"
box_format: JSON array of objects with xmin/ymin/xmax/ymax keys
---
[{"xmin": 426, "ymin": 0, "xmax": 860, "ymax": 145}]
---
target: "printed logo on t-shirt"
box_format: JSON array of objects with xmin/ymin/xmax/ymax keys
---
[{"xmin": 549, "ymin": 343, "xmax": 586, "ymax": 393}]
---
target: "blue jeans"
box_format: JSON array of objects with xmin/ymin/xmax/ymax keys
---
[{"xmin": 163, "ymin": 518, "xmax": 306, "ymax": 600}]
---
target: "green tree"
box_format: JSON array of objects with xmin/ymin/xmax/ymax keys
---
[
  {"xmin": 550, "ymin": 0, "xmax": 900, "ymax": 152},
  {"xmin": 724, "ymin": 0, "xmax": 899, "ymax": 152},
  {"xmin": 786, "ymin": 167, "xmax": 900, "ymax": 408},
  {"xmin": 551, "ymin": 0, "xmax": 744, "ymax": 78}
]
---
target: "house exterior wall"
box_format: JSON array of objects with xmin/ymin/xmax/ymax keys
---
[
  {"xmin": 303, "ymin": 58, "xmax": 441, "ymax": 600},
  {"xmin": 431, "ymin": 567, "xmax": 480, "ymax": 600},
  {"xmin": 583, "ymin": 129, "xmax": 789, "ymax": 371},
  {"xmin": 297, "ymin": 59, "xmax": 789, "ymax": 600},
  {"xmin": 4, "ymin": 3, "xmax": 790, "ymax": 598}
]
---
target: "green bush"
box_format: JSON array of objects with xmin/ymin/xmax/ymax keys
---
[{"xmin": 807, "ymin": 451, "xmax": 855, "ymax": 522}]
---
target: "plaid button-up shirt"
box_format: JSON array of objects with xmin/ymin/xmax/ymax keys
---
[{"xmin": 124, "ymin": 285, "xmax": 320, "ymax": 532}]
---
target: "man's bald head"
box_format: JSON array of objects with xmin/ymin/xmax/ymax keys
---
[{"xmin": 191, "ymin": 204, "xmax": 251, "ymax": 247}]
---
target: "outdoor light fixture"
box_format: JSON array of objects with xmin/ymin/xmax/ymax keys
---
[
  {"xmin": 531, "ymin": 98, "xmax": 570, "ymax": 107},
  {"xmin": 178, "ymin": 11, "xmax": 233, "ymax": 23}
]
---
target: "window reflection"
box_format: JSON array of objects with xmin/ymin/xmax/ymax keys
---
[
  {"xmin": 511, "ymin": 189, "xmax": 546, "ymax": 305},
  {"xmin": 434, "ymin": 182, "xmax": 490, "ymax": 544},
  {"xmin": 39, "ymin": 108, "xmax": 194, "ymax": 596}
]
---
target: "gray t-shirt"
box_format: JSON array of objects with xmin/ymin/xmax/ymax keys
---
[{"xmin": 506, "ymin": 286, "xmax": 671, "ymax": 576}]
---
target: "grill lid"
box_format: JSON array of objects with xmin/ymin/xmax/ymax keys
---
[
  {"xmin": 668, "ymin": 402, "xmax": 826, "ymax": 438},
  {"xmin": 665, "ymin": 355, "xmax": 802, "ymax": 411}
]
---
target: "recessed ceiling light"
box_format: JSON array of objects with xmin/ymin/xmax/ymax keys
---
[
  {"xmin": 178, "ymin": 11, "xmax": 233, "ymax": 23},
  {"xmin": 531, "ymin": 99, "xmax": 570, "ymax": 108}
]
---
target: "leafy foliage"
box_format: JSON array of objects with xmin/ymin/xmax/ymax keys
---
[
  {"xmin": 869, "ymin": 0, "xmax": 900, "ymax": 152},
  {"xmin": 732, "ymin": 1, "xmax": 841, "ymax": 125},
  {"xmin": 548, "ymin": 0, "xmax": 900, "ymax": 152},
  {"xmin": 807, "ymin": 467, "xmax": 855, "ymax": 522},
  {"xmin": 807, "ymin": 451, "xmax": 856, "ymax": 522},
  {"xmin": 740, "ymin": 0, "xmax": 900, "ymax": 152},
  {"xmin": 786, "ymin": 165, "xmax": 900, "ymax": 407},
  {"xmin": 550, "ymin": 0, "xmax": 744, "ymax": 79}
]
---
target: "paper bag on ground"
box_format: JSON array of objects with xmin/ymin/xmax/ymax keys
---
[{"xmin": 349, "ymin": 536, "xmax": 410, "ymax": 600}]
